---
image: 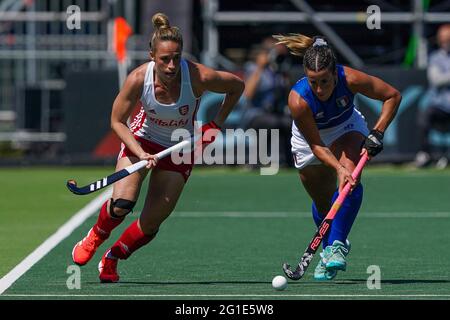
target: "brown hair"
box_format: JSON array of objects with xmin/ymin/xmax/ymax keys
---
[
  {"xmin": 150, "ymin": 13, "xmax": 183, "ymax": 52},
  {"xmin": 273, "ymin": 33, "xmax": 336, "ymax": 73}
]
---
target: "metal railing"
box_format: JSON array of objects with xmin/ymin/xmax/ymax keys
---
[
  {"xmin": 0, "ymin": 0, "xmax": 149, "ymax": 145},
  {"xmin": 201, "ymin": 0, "xmax": 450, "ymax": 69}
]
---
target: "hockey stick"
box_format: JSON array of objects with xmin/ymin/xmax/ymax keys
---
[
  {"xmin": 66, "ymin": 138, "xmax": 194, "ymax": 195},
  {"xmin": 282, "ymin": 153, "xmax": 369, "ymax": 280}
]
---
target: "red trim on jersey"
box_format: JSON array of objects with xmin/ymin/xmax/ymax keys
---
[{"xmin": 129, "ymin": 102, "xmax": 147, "ymax": 134}]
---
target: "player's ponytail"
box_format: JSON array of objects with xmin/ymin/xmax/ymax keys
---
[
  {"xmin": 150, "ymin": 13, "xmax": 183, "ymax": 51},
  {"xmin": 272, "ymin": 33, "xmax": 314, "ymax": 57},
  {"xmin": 273, "ymin": 34, "xmax": 336, "ymax": 73}
]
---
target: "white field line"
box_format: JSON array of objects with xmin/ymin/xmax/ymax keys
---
[
  {"xmin": 0, "ymin": 188, "xmax": 112, "ymax": 295},
  {"xmin": 2, "ymin": 294, "xmax": 450, "ymax": 298},
  {"xmin": 1, "ymin": 205, "xmax": 448, "ymax": 296},
  {"xmin": 169, "ymin": 211, "xmax": 450, "ymax": 219}
]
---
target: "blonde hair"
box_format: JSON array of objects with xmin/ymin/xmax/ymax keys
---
[
  {"xmin": 150, "ymin": 13, "xmax": 183, "ymax": 51},
  {"xmin": 272, "ymin": 33, "xmax": 314, "ymax": 57},
  {"xmin": 273, "ymin": 33, "xmax": 336, "ymax": 72}
]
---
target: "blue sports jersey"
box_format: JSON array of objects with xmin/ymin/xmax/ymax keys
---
[{"xmin": 292, "ymin": 64, "xmax": 356, "ymax": 130}]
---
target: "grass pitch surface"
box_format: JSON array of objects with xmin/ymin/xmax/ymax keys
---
[{"xmin": 1, "ymin": 166, "xmax": 449, "ymax": 300}]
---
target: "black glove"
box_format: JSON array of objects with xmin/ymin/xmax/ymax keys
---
[{"xmin": 363, "ymin": 129, "xmax": 384, "ymax": 157}]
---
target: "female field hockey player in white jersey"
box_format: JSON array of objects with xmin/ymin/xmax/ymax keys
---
[
  {"xmin": 274, "ymin": 34, "xmax": 401, "ymax": 280},
  {"xmin": 72, "ymin": 13, "xmax": 244, "ymax": 282}
]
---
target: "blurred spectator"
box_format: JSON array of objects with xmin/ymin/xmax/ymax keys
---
[
  {"xmin": 414, "ymin": 24, "xmax": 450, "ymax": 169},
  {"xmin": 242, "ymin": 37, "xmax": 293, "ymax": 166}
]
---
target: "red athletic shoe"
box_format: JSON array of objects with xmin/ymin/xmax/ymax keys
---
[
  {"xmin": 72, "ymin": 228, "xmax": 106, "ymax": 266},
  {"xmin": 98, "ymin": 250, "xmax": 119, "ymax": 283}
]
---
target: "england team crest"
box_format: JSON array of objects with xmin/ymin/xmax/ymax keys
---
[
  {"xmin": 179, "ymin": 105, "xmax": 189, "ymax": 116},
  {"xmin": 336, "ymin": 96, "xmax": 350, "ymax": 108}
]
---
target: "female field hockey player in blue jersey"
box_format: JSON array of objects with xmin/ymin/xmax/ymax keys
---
[
  {"xmin": 274, "ymin": 34, "xmax": 401, "ymax": 280},
  {"xmin": 71, "ymin": 13, "xmax": 244, "ymax": 283}
]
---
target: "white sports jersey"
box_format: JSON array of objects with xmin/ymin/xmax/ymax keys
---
[{"xmin": 130, "ymin": 59, "xmax": 200, "ymax": 147}]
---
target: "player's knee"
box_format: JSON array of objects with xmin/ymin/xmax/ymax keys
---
[
  {"xmin": 109, "ymin": 198, "xmax": 136, "ymax": 218},
  {"xmin": 315, "ymin": 196, "xmax": 332, "ymax": 214},
  {"xmin": 139, "ymin": 223, "xmax": 159, "ymax": 238},
  {"xmin": 316, "ymin": 204, "xmax": 329, "ymax": 215}
]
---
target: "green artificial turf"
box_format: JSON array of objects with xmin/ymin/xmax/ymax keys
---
[{"xmin": 1, "ymin": 166, "xmax": 450, "ymax": 300}]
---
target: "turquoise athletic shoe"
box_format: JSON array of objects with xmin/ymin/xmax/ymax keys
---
[
  {"xmin": 324, "ymin": 240, "xmax": 350, "ymax": 271},
  {"xmin": 314, "ymin": 239, "xmax": 350, "ymax": 280},
  {"xmin": 313, "ymin": 252, "xmax": 337, "ymax": 281}
]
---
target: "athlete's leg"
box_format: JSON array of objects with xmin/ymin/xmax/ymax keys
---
[
  {"xmin": 99, "ymin": 169, "xmax": 186, "ymax": 282},
  {"xmin": 139, "ymin": 168, "xmax": 187, "ymax": 235},
  {"xmin": 322, "ymin": 131, "xmax": 365, "ymax": 271},
  {"xmin": 72, "ymin": 156, "xmax": 149, "ymax": 266},
  {"xmin": 299, "ymin": 164, "xmax": 336, "ymax": 231},
  {"xmin": 327, "ymin": 131, "xmax": 365, "ymax": 244},
  {"xmin": 109, "ymin": 168, "xmax": 186, "ymax": 260},
  {"xmin": 299, "ymin": 131, "xmax": 364, "ymax": 278},
  {"xmin": 95, "ymin": 156, "xmax": 149, "ymax": 236}
]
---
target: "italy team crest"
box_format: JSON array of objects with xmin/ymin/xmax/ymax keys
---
[
  {"xmin": 179, "ymin": 105, "xmax": 189, "ymax": 116},
  {"xmin": 336, "ymin": 95, "xmax": 350, "ymax": 108}
]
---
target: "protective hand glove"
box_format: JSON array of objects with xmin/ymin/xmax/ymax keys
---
[{"xmin": 362, "ymin": 129, "xmax": 384, "ymax": 157}]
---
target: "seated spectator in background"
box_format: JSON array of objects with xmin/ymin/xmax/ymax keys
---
[
  {"xmin": 242, "ymin": 37, "xmax": 293, "ymax": 166},
  {"xmin": 415, "ymin": 24, "xmax": 450, "ymax": 169}
]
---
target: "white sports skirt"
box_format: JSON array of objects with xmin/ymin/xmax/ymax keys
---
[{"xmin": 291, "ymin": 109, "xmax": 369, "ymax": 169}]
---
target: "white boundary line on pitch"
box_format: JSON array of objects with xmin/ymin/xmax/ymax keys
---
[
  {"xmin": 1, "ymin": 206, "xmax": 449, "ymax": 296},
  {"xmin": 169, "ymin": 211, "xmax": 450, "ymax": 219},
  {"xmin": 0, "ymin": 188, "xmax": 112, "ymax": 295},
  {"xmin": 2, "ymin": 294, "xmax": 450, "ymax": 298}
]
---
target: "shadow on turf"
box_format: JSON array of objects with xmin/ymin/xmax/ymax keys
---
[
  {"xmin": 88, "ymin": 281, "xmax": 272, "ymax": 286},
  {"xmin": 87, "ymin": 279, "xmax": 450, "ymax": 286}
]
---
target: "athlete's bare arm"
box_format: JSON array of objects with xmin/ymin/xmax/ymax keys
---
[
  {"xmin": 111, "ymin": 64, "xmax": 157, "ymax": 168},
  {"xmin": 288, "ymin": 90, "xmax": 355, "ymax": 189},
  {"xmin": 188, "ymin": 61, "xmax": 245, "ymax": 126},
  {"xmin": 344, "ymin": 66, "xmax": 401, "ymax": 134}
]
